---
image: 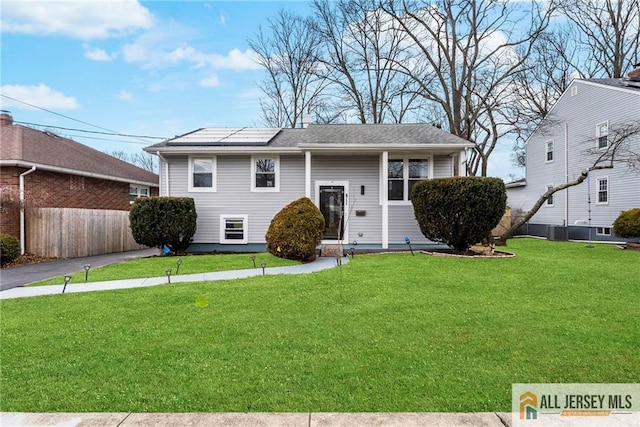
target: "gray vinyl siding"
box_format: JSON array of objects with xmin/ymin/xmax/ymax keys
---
[
  {"xmin": 433, "ymin": 155, "xmax": 453, "ymax": 178},
  {"xmin": 166, "ymin": 154, "xmax": 305, "ymax": 244},
  {"xmin": 310, "ymin": 155, "xmax": 382, "ymax": 244},
  {"xmin": 507, "ymin": 80, "xmax": 640, "ymax": 239}
]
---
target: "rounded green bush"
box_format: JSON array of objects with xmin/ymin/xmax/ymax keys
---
[
  {"xmin": 129, "ymin": 197, "xmax": 197, "ymax": 254},
  {"xmin": 411, "ymin": 177, "xmax": 506, "ymax": 252},
  {"xmin": 0, "ymin": 233, "xmax": 20, "ymax": 265},
  {"xmin": 613, "ymin": 208, "xmax": 640, "ymax": 239},
  {"xmin": 265, "ymin": 197, "xmax": 325, "ymax": 262}
]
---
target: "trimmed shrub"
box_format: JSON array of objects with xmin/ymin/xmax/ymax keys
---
[
  {"xmin": 613, "ymin": 208, "xmax": 640, "ymax": 239},
  {"xmin": 0, "ymin": 233, "xmax": 20, "ymax": 265},
  {"xmin": 411, "ymin": 177, "xmax": 506, "ymax": 252},
  {"xmin": 129, "ymin": 197, "xmax": 197, "ymax": 254},
  {"xmin": 265, "ymin": 197, "xmax": 325, "ymax": 262}
]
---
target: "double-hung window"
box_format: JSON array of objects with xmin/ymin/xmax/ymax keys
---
[
  {"xmin": 129, "ymin": 185, "xmax": 149, "ymax": 203},
  {"xmin": 545, "ymin": 140, "xmax": 554, "ymax": 162},
  {"xmin": 545, "ymin": 185, "xmax": 554, "ymax": 206},
  {"xmin": 251, "ymin": 156, "xmax": 279, "ymax": 192},
  {"xmin": 596, "ymin": 122, "xmax": 609, "ymax": 149},
  {"xmin": 388, "ymin": 157, "xmax": 431, "ymax": 202},
  {"xmin": 189, "ymin": 157, "xmax": 216, "ymax": 192},
  {"xmin": 596, "ymin": 177, "xmax": 609, "ymax": 204},
  {"xmin": 220, "ymin": 215, "xmax": 248, "ymax": 244}
]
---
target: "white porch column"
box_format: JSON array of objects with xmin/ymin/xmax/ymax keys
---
[
  {"xmin": 305, "ymin": 151, "xmax": 311, "ymax": 198},
  {"xmin": 382, "ymin": 151, "xmax": 389, "ymax": 249}
]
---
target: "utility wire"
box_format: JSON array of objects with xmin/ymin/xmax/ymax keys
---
[
  {"xmin": 1, "ymin": 94, "xmax": 165, "ymax": 144},
  {"xmin": 14, "ymin": 121, "xmax": 166, "ymax": 140}
]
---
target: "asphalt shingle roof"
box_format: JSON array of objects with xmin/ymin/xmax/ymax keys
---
[
  {"xmin": 1, "ymin": 120, "xmax": 159, "ymax": 185},
  {"xmin": 147, "ymin": 123, "xmax": 472, "ymax": 149}
]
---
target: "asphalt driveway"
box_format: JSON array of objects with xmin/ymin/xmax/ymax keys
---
[{"xmin": 0, "ymin": 248, "xmax": 159, "ymax": 291}]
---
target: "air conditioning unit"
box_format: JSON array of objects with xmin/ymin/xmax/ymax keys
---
[{"xmin": 547, "ymin": 226, "xmax": 568, "ymax": 241}]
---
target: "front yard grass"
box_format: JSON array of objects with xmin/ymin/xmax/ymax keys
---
[
  {"xmin": 30, "ymin": 252, "xmax": 298, "ymax": 286},
  {"xmin": 1, "ymin": 238, "xmax": 638, "ymax": 412}
]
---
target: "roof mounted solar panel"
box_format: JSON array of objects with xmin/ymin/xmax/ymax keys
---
[{"xmin": 169, "ymin": 127, "xmax": 282, "ymax": 146}]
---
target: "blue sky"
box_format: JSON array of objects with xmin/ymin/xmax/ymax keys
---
[{"xmin": 1, "ymin": 0, "xmax": 520, "ymax": 178}]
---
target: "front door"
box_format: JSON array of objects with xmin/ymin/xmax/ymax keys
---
[{"xmin": 319, "ymin": 185, "xmax": 345, "ymax": 241}]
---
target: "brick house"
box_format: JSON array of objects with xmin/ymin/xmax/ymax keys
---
[{"xmin": 0, "ymin": 112, "xmax": 159, "ymax": 251}]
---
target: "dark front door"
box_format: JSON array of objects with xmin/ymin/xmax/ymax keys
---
[{"xmin": 319, "ymin": 185, "xmax": 345, "ymax": 240}]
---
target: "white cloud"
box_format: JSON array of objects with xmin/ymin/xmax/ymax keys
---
[
  {"xmin": 165, "ymin": 45, "xmax": 261, "ymax": 70},
  {"xmin": 200, "ymin": 75, "xmax": 221, "ymax": 88},
  {"xmin": 219, "ymin": 12, "xmax": 227, "ymax": 26},
  {"xmin": 0, "ymin": 84, "xmax": 79, "ymax": 110},
  {"xmin": 0, "ymin": 0, "xmax": 154, "ymax": 39},
  {"xmin": 116, "ymin": 90, "xmax": 133, "ymax": 101},
  {"xmin": 83, "ymin": 44, "xmax": 115, "ymax": 61}
]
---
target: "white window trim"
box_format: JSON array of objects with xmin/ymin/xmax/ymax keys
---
[
  {"xmin": 251, "ymin": 155, "xmax": 280, "ymax": 192},
  {"xmin": 545, "ymin": 184, "xmax": 554, "ymax": 207},
  {"xmin": 129, "ymin": 185, "xmax": 150, "ymax": 204},
  {"xmin": 387, "ymin": 156, "xmax": 434, "ymax": 206},
  {"xmin": 596, "ymin": 226, "xmax": 611, "ymax": 236},
  {"xmin": 596, "ymin": 176, "xmax": 609, "ymax": 205},
  {"xmin": 220, "ymin": 214, "xmax": 248, "ymax": 244},
  {"xmin": 188, "ymin": 156, "xmax": 217, "ymax": 192},
  {"xmin": 545, "ymin": 140, "xmax": 554, "ymax": 163},
  {"xmin": 596, "ymin": 121, "xmax": 609, "ymax": 149}
]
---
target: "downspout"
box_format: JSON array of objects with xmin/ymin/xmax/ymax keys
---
[
  {"xmin": 19, "ymin": 166, "xmax": 36, "ymax": 255},
  {"xmin": 564, "ymin": 123, "xmax": 569, "ymax": 227},
  {"xmin": 156, "ymin": 152, "xmax": 169, "ymax": 196}
]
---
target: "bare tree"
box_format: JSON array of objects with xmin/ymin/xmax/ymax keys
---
[
  {"xmin": 509, "ymin": 29, "xmax": 579, "ymax": 167},
  {"xmin": 249, "ymin": 9, "xmax": 327, "ymax": 128},
  {"xmin": 553, "ymin": 0, "xmax": 640, "ymax": 78},
  {"xmin": 312, "ymin": 0, "xmax": 422, "ymax": 124},
  {"xmin": 499, "ymin": 120, "xmax": 640, "ymax": 242},
  {"xmin": 107, "ymin": 150, "xmax": 158, "ymax": 173},
  {"xmin": 382, "ymin": 0, "xmax": 553, "ymax": 175}
]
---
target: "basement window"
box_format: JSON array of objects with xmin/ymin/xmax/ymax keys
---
[
  {"xmin": 220, "ymin": 215, "xmax": 248, "ymax": 244},
  {"xmin": 596, "ymin": 227, "xmax": 611, "ymax": 236}
]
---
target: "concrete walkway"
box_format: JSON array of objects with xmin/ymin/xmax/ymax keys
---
[
  {"xmin": 1, "ymin": 412, "xmax": 513, "ymax": 426},
  {"xmin": 0, "ymin": 256, "xmax": 347, "ymax": 299}
]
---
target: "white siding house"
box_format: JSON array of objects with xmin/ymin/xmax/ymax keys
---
[
  {"xmin": 145, "ymin": 123, "xmax": 473, "ymax": 251},
  {"xmin": 506, "ymin": 78, "xmax": 640, "ymax": 242}
]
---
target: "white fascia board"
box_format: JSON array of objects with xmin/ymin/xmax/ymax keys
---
[
  {"xmin": 146, "ymin": 146, "xmax": 301, "ymax": 155},
  {"xmin": 0, "ymin": 160, "xmax": 159, "ymax": 188},
  {"xmin": 298, "ymin": 143, "xmax": 475, "ymax": 151}
]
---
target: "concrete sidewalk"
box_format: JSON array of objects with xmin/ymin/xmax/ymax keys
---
[
  {"xmin": 1, "ymin": 412, "xmax": 513, "ymax": 426},
  {"xmin": 0, "ymin": 256, "xmax": 346, "ymax": 299}
]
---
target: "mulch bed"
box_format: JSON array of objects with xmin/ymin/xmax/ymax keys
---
[
  {"xmin": 421, "ymin": 246, "xmax": 515, "ymax": 258},
  {"xmin": 1, "ymin": 253, "xmax": 59, "ymax": 268}
]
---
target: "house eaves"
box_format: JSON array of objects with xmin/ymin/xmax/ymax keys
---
[
  {"xmin": 297, "ymin": 142, "xmax": 474, "ymax": 152},
  {"xmin": 0, "ymin": 160, "xmax": 159, "ymax": 188},
  {"xmin": 146, "ymin": 146, "xmax": 302, "ymax": 155}
]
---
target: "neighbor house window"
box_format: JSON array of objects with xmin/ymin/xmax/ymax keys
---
[
  {"xmin": 220, "ymin": 215, "xmax": 248, "ymax": 244},
  {"xmin": 596, "ymin": 177, "xmax": 609, "ymax": 204},
  {"xmin": 388, "ymin": 157, "xmax": 431, "ymax": 202},
  {"xmin": 545, "ymin": 140, "xmax": 554, "ymax": 162},
  {"xmin": 251, "ymin": 156, "xmax": 279, "ymax": 192},
  {"xmin": 189, "ymin": 157, "xmax": 216, "ymax": 192},
  {"xmin": 546, "ymin": 185, "xmax": 554, "ymax": 206},
  {"xmin": 596, "ymin": 122, "xmax": 609, "ymax": 148},
  {"xmin": 596, "ymin": 227, "xmax": 611, "ymax": 236},
  {"xmin": 129, "ymin": 185, "xmax": 149, "ymax": 203},
  {"xmin": 571, "ymin": 85, "xmax": 578, "ymax": 96}
]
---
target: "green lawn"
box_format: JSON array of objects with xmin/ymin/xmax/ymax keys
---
[
  {"xmin": 30, "ymin": 252, "xmax": 298, "ymax": 286},
  {"xmin": 1, "ymin": 238, "xmax": 638, "ymax": 412}
]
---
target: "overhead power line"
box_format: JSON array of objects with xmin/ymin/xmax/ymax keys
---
[
  {"xmin": 0, "ymin": 94, "xmax": 166, "ymax": 144},
  {"xmin": 15, "ymin": 121, "xmax": 166, "ymax": 140}
]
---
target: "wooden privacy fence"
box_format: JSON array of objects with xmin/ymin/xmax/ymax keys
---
[{"xmin": 26, "ymin": 207, "xmax": 146, "ymax": 258}]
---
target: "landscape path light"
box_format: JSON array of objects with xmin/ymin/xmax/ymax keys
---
[
  {"xmin": 165, "ymin": 269, "xmax": 172, "ymax": 283},
  {"xmin": 250, "ymin": 255, "xmax": 256, "ymax": 268},
  {"xmin": 63, "ymin": 274, "xmax": 72, "ymax": 294},
  {"xmin": 176, "ymin": 259, "xmax": 182, "ymax": 274},
  {"xmin": 83, "ymin": 264, "xmax": 91, "ymax": 281},
  {"xmin": 261, "ymin": 262, "xmax": 266, "ymax": 276}
]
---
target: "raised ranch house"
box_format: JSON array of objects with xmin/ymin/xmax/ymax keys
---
[
  {"xmin": 144, "ymin": 123, "xmax": 473, "ymax": 251},
  {"xmin": 0, "ymin": 112, "xmax": 159, "ymax": 255},
  {"xmin": 507, "ymin": 77, "xmax": 640, "ymax": 242}
]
